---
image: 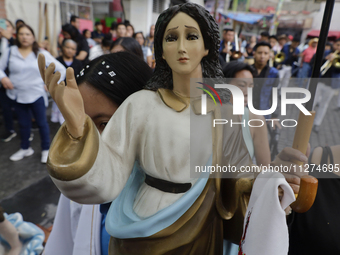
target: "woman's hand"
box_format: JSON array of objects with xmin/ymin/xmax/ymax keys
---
[
  {"xmin": 1, "ymin": 77, "xmax": 14, "ymax": 90},
  {"xmin": 0, "ymin": 28, "xmax": 13, "ymax": 40},
  {"xmin": 38, "ymin": 53, "xmax": 86, "ymax": 138}
]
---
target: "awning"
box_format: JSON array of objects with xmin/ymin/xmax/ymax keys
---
[
  {"xmin": 307, "ymin": 30, "xmax": 340, "ymax": 39},
  {"xmin": 219, "ymin": 12, "xmax": 273, "ymax": 25}
]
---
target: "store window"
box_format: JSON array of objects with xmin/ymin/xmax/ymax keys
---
[
  {"xmin": 153, "ymin": 0, "xmax": 166, "ymax": 13},
  {"xmin": 60, "ymin": 0, "xmax": 92, "ymax": 24}
]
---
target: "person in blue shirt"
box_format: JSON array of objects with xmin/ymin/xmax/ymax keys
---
[
  {"xmin": 91, "ymin": 21, "xmax": 105, "ymax": 44},
  {"xmin": 252, "ymin": 42, "xmax": 280, "ymax": 121},
  {"xmin": 219, "ymin": 28, "xmax": 236, "ymax": 64},
  {"xmin": 311, "ymin": 38, "xmax": 340, "ymax": 133},
  {"xmin": 252, "ymin": 41, "xmax": 281, "ymax": 159},
  {"xmin": 278, "ymin": 36, "xmax": 300, "ymax": 88}
]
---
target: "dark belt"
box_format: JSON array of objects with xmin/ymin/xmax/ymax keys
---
[{"xmin": 145, "ymin": 174, "xmax": 192, "ymax": 194}]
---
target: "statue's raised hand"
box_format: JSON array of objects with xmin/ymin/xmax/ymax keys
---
[{"xmin": 38, "ymin": 53, "xmax": 85, "ymax": 138}]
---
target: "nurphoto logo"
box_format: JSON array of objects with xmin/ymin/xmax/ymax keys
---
[{"xmin": 198, "ymin": 82, "xmax": 311, "ymax": 128}]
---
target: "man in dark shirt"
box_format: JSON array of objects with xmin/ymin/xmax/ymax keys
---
[
  {"xmin": 278, "ymin": 36, "xmax": 300, "ymax": 88},
  {"xmin": 91, "ymin": 21, "xmax": 105, "ymax": 44},
  {"xmin": 259, "ymin": 31, "xmax": 270, "ymax": 43},
  {"xmin": 252, "ymin": 42, "xmax": 280, "ymax": 128},
  {"xmin": 312, "ymin": 38, "xmax": 340, "ymax": 133},
  {"xmin": 70, "ymin": 15, "xmax": 80, "ymax": 31},
  {"xmin": 252, "ymin": 41, "xmax": 281, "ymax": 158},
  {"xmin": 219, "ymin": 28, "xmax": 236, "ymax": 64}
]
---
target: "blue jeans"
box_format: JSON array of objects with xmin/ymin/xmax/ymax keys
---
[
  {"xmin": 0, "ymin": 88, "xmax": 15, "ymax": 132},
  {"xmin": 15, "ymin": 97, "xmax": 50, "ymax": 150},
  {"xmin": 297, "ymin": 62, "xmax": 311, "ymax": 87}
]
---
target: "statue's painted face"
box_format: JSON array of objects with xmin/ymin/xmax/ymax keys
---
[{"xmin": 162, "ymin": 12, "xmax": 208, "ymax": 76}]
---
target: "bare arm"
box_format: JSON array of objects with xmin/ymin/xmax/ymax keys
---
[
  {"xmin": 75, "ymin": 51, "xmax": 88, "ymax": 61},
  {"xmin": 93, "ymin": 38, "xmax": 102, "ymax": 44}
]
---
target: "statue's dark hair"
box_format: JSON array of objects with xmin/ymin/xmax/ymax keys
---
[{"xmin": 145, "ymin": 2, "xmax": 224, "ymax": 92}]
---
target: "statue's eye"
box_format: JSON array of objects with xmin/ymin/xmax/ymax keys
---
[
  {"xmin": 165, "ymin": 35, "xmax": 177, "ymax": 42},
  {"xmin": 187, "ymin": 34, "xmax": 199, "ymax": 41}
]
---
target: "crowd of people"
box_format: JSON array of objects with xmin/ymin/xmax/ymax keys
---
[
  {"xmin": 0, "ymin": 3, "xmax": 339, "ymax": 254},
  {"xmin": 0, "ymin": 15, "xmax": 156, "ymax": 163},
  {"xmin": 219, "ymin": 28, "xmax": 340, "ymax": 146},
  {"xmin": 2, "ymin": 14, "xmax": 338, "ymax": 163}
]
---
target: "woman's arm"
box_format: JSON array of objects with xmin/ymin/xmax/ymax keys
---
[
  {"xmin": 41, "ymin": 50, "xmax": 66, "ymax": 82},
  {"xmin": 249, "ymin": 113, "xmax": 271, "ymax": 167},
  {"xmin": 0, "ymin": 47, "xmax": 10, "ymax": 80},
  {"xmin": 75, "ymin": 51, "xmax": 88, "ymax": 61},
  {"xmin": 0, "ymin": 47, "xmax": 13, "ymax": 89},
  {"xmin": 76, "ymin": 38, "xmax": 90, "ymax": 61}
]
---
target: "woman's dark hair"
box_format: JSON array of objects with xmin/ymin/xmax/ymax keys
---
[
  {"xmin": 16, "ymin": 24, "xmax": 40, "ymax": 57},
  {"xmin": 145, "ymin": 2, "xmax": 224, "ymax": 91},
  {"xmin": 110, "ymin": 22, "xmax": 118, "ymax": 30},
  {"xmin": 5, "ymin": 19, "xmax": 14, "ymax": 29},
  {"xmin": 110, "ymin": 37, "xmax": 143, "ymax": 59},
  {"xmin": 15, "ymin": 19, "xmax": 25, "ymax": 26},
  {"xmin": 76, "ymin": 52, "xmax": 152, "ymax": 105},
  {"xmin": 82, "ymin": 29, "xmax": 90, "ymax": 37},
  {"xmin": 222, "ymin": 61, "xmax": 256, "ymax": 80},
  {"xmin": 126, "ymin": 23, "xmax": 134, "ymax": 32},
  {"xmin": 133, "ymin": 31, "xmax": 145, "ymax": 41},
  {"xmin": 62, "ymin": 23, "xmax": 80, "ymax": 42},
  {"xmin": 102, "ymin": 33, "xmax": 113, "ymax": 48}
]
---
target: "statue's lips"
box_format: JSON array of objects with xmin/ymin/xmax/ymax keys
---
[{"xmin": 178, "ymin": 58, "xmax": 189, "ymax": 63}]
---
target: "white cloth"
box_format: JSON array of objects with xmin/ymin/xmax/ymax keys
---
[
  {"xmin": 141, "ymin": 46, "xmax": 152, "ymax": 62},
  {"xmin": 0, "ymin": 46, "xmax": 66, "ymax": 106},
  {"xmin": 278, "ymin": 65, "xmax": 292, "ymax": 89},
  {"xmin": 43, "ymin": 194, "xmax": 101, "ymax": 255},
  {"xmin": 87, "ymin": 38, "xmax": 97, "ymax": 49},
  {"xmin": 239, "ymin": 172, "xmax": 295, "ymax": 255},
  {"xmin": 0, "ymin": 213, "xmax": 45, "ymax": 255},
  {"xmin": 313, "ymin": 82, "xmax": 335, "ymax": 126},
  {"xmin": 51, "ymin": 102, "xmax": 65, "ymax": 125},
  {"xmin": 89, "ymin": 44, "xmax": 104, "ymax": 61}
]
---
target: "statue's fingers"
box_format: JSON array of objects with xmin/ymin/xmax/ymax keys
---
[
  {"xmin": 66, "ymin": 67, "xmax": 77, "ymax": 89},
  {"xmin": 45, "ymin": 62, "xmax": 56, "ymax": 88},
  {"xmin": 38, "ymin": 53, "xmax": 46, "ymax": 83},
  {"xmin": 49, "ymin": 72, "xmax": 61, "ymax": 100},
  {"xmin": 54, "ymin": 81, "xmax": 66, "ymax": 114}
]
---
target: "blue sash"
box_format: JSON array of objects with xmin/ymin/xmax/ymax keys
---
[{"xmin": 106, "ymin": 158, "xmax": 211, "ymax": 238}]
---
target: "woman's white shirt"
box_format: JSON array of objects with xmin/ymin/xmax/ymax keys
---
[{"xmin": 0, "ymin": 46, "xmax": 66, "ymax": 105}]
